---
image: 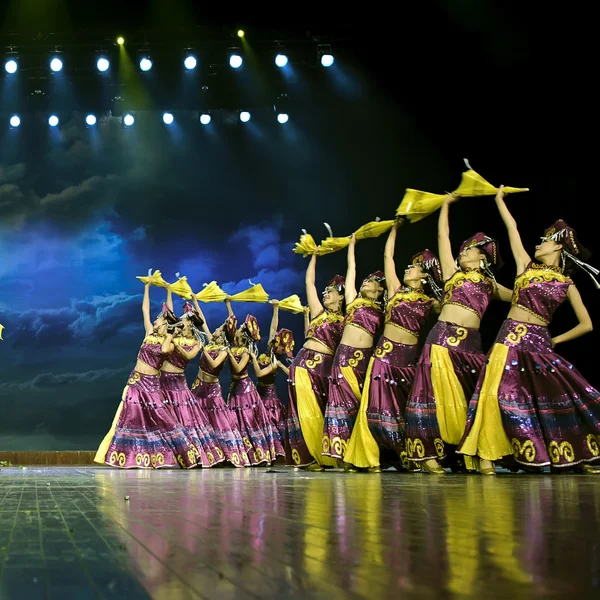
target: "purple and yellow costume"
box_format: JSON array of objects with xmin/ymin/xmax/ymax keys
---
[
  {"xmin": 459, "ymin": 222, "xmax": 600, "ymax": 468},
  {"xmin": 346, "ymin": 251, "xmax": 441, "ymax": 469},
  {"xmin": 191, "ymin": 341, "xmax": 251, "ymax": 468},
  {"xmin": 161, "ymin": 335, "xmax": 226, "ymax": 468},
  {"xmin": 405, "ymin": 233, "xmax": 500, "ymax": 467},
  {"xmin": 227, "ymin": 315, "xmax": 284, "ymax": 465},
  {"xmin": 95, "ymin": 333, "xmax": 198, "ymax": 469},
  {"xmin": 286, "ymin": 308, "xmax": 345, "ymax": 467},
  {"xmin": 322, "ymin": 279, "xmax": 385, "ymax": 461},
  {"xmin": 257, "ymin": 354, "xmax": 287, "ymax": 445}
]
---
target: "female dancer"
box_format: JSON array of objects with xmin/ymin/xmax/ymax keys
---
[
  {"xmin": 458, "ymin": 187, "xmax": 600, "ymax": 473},
  {"xmin": 250, "ymin": 299, "xmax": 295, "ymax": 446},
  {"xmin": 345, "ymin": 220, "xmax": 442, "ymax": 471},
  {"xmin": 286, "ymin": 249, "xmax": 345, "ymax": 471},
  {"xmin": 95, "ymin": 278, "xmax": 198, "ymax": 469},
  {"xmin": 404, "ymin": 194, "xmax": 512, "ymax": 473},
  {"xmin": 322, "ymin": 234, "xmax": 386, "ymax": 468},
  {"xmin": 160, "ymin": 300, "xmax": 226, "ymax": 468},
  {"xmin": 227, "ymin": 313, "xmax": 285, "ymax": 465},
  {"xmin": 191, "ymin": 297, "xmax": 250, "ymax": 467}
]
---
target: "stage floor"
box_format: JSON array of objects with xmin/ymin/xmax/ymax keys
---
[{"xmin": 0, "ymin": 467, "xmax": 598, "ymax": 599}]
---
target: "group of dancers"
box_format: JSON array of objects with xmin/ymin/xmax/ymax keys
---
[{"xmin": 95, "ymin": 183, "xmax": 600, "ymax": 475}]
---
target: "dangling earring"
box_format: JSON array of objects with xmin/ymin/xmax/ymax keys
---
[
  {"xmin": 479, "ymin": 259, "xmax": 485, "ymax": 270},
  {"xmin": 421, "ymin": 279, "xmax": 427, "ymax": 286}
]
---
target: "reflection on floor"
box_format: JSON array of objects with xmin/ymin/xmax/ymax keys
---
[{"xmin": 0, "ymin": 467, "xmax": 598, "ymax": 599}]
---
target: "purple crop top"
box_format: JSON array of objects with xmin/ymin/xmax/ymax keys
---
[
  {"xmin": 512, "ymin": 262, "xmax": 571, "ymax": 324},
  {"xmin": 442, "ymin": 269, "xmax": 496, "ymax": 319},
  {"xmin": 306, "ymin": 310, "xmax": 345, "ymax": 352},
  {"xmin": 199, "ymin": 343, "xmax": 227, "ymax": 377},
  {"xmin": 385, "ymin": 288, "xmax": 435, "ymax": 337},
  {"xmin": 137, "ymin": 334, "xmax": 168, "ymax": 371},
  {"xmin": 345, "ymin": 297, "xmax": 384, "ymax": 337},
  {"xmin": 165, "ymin": 336, "xmax": 199, "ymax": 370},
  {"xmin": 257, "ymin": 353, "xmax": 277, "ymax": 386}
]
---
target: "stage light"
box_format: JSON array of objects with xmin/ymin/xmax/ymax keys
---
[
  {"xmin": 123, "ymin": 113, "xmax": 135, "ymax": 127},
  {"xmin": 4, "ymin": 58, "xmax": 17, "ymax": 74},
  {"xmin": 200, "ymin": 113, "xmax": 211, "ymax": 125},
  {"xmin": 139, "ymin": 54, "xmax": 152, "ymax": 71},
  {"xmin": 239, "ymin": 111, "xmax": 251, "ymax": 123},
  {"xmin": 97, "ymin": 56, "xmax": 110, "ymax": 72},
  {"xmin": 237, "ymin": 30, "xmax": 245, "ymax": 38},
  {"xmin": 117, "ymin": 37, "xmax": 125, "ymax": 45},
  {"xmin": 277, "ymin": 113, "xmax": 289, "ymax": 124},
  {"xmin": 85, "ymin": 114, "xmax": 97, "ymax": 126},
  {"xmin": 50, "ymin": 56, "xmax": 63, "ymax": 72},
  {"xmin": 184, "ymin": 55, "xmax": 197, "ymax": 70},
  {"xmin": 48, "ymin": 115, "xmax": 59, "ymax": 127},
  {"xmin": 9, "ymin": 115, "xmax": 20, "ymax": 128},
  {"xmin": 275, "ymin": 54, "xmax": 288, "ymax": 68},
  {"xmin": 317, "ymin": 44, "xmax": 334, "ymax": 67},
  {"xmin": 229, "ymin": 54, "xmax": 242, "ymax": 69},
  {"xmin": 274, "ymin": 93, "xmax": 290, "ymax": 124},
  {"xmin": 163, "ymin": 112, "xmax": 174, "ymax": 125}
]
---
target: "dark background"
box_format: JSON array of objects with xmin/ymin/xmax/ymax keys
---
[{"xmin": 0, "ymin": 1, "xmax": 590, "ymax": 450}]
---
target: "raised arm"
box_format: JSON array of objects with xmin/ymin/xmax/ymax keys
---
[
  {"xmin": 227, "ymin": 348, "xmax": 250, "ymax": 373},
  {"xmin": 276, "ymin": 359, "xmax": 290, "ymax": 376},
  {"xmin": 192, "ymin": 297, "xmax": 213, "ymax": 340},
  {"xmin": 345, "ymin": 234, "xmax": 358, "ymax": 305},
  {"xmin": 303, "ymin": 306, "xmax": 310, "ymax": 336},
  {"xmin": 268, "ymin": 300, "xmax": 279, "ymax": 342},
  {"xmin": 142, "ymin": 281, "xmax": 153, "ymax": 335},
  {"xmin": 552, "ymin": 285, "xmax": 593, "ymax": 346},
  {"xmin": 306, "ymin": 251, "xmax": 324, "ymax": 318},
  {"xmin": 225, "ymin": 296, "xmax": 235, "ymax": 318},
  {"xmin": 438, "ymin": 195, "xmax": 458, "ymax": 280},
  {"xmin": 495, "ymin": 185, "xmax": 531, "ymax": 274},
  {"xmin": 166, "ymin": 282, "xmax": 174, "ymax": 312},
  {"xmin": 384, "ymin": 219, "xmax": 403, "ymax": 295},
  {"xmin": 201, "ymin": 348, "xmax": 228, "ymax": 369}
]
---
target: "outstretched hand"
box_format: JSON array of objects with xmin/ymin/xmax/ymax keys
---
[
  {"xmin": 495, "ymin": 185, "xmax": 505, "ymax": 202},
  {"xmin": 444, "ymin": 192, "xmax": 459, "ymax": 205}
]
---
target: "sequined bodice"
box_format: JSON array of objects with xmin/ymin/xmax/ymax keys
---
[
  {"xmin": 166, "ymin": 336, "xmax": 198, "ymax": 369},
  {"xmin": 442, "ymin": 269, "xmax": 495, "ymax": 319},
  {"xmin": 512, "ymin": 262, "xmax": 571, "ymax": 324},
  {"xmin": 306, "ymin": 310, "xmax": 344, "ymax": 352},
  {"xmin": 199, "ymin": 344, "xmax": 226, "ymax": 376},
  {"xmin": 257, "ymin": 353, "xmax": 276, "ymax": 385},
  {"xmin": 345, "ymin": 297, "xmax": 384, "ymax": 336},
  {"xmin": 385, "ymin": 288, "xmax": 434, "ymax": 336},
  {"xmin": 137, "ymin": 334, "xmax": 168, "ymax": 370},
  {"xmin": 229, "ymin": 346, "xmax": 249, "ymax": 376}
]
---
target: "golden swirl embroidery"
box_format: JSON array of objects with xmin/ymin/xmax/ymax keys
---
[
  {"xmin": 191, "ymin": 378, "xmax": 200, "ymax": 390},
  {"xmin": 136, "ymin": 453, "xmax": 152, "ymax": 468},
  {"xmin": 176, "ymin": 455, "xmax": 186, "ymax": 468},
  {"xmin": 207, "ymin": 452, "xmax": 215, "ymax": 465},
  {"xmin": 443, "ymin": 269, "xmax": 488, "ymax": 304},
  {"xmin": 433, "ymin": 438, "xmax": 445, "ymax": 457},
  {"xmin": 375, "ymin": 340, "xmax": 394, "ymax": 359},
  {"xmin": 321, "ymin": 436, "xmax": 331, "ymax": 454},
  {"xmin": 155, "ymin": 453, "xmax": 164, "ymax": 466},
  {"xmin": 506, "ymin": 324, "xmax": 528, "ymax": 346},
  {"xmin": 345, "ymin": 297, "xmax": 381, "ymax": 325},
  {"xmin": 231, "ymin": 346, "xmax": 246, "ymax": 356},
  {"xmin": 187, "ymin": 450, "xmax": 197, "ymax": 464},
  {"xmin": 256, "ymin": 447, "xmax": 265, "ymax": 460},
  {"xmin": 512, "ymin": 265, "xmax": 570, "ymax": 305},
  {"xmin": 128, "ymin": 372, "xmax": 141, "ymax": 385},
  {"xmin": 347, "ymin": 350, "xmax": 364, "ymax": 368},
  {"xmin": 143, "ymin": 334, "xmax": 166, "ymax": 345},
  {"xmin": 307, "ymin": 310, "xmax": 344, "ymax": 338},
  {"xmin": 215, "ymin": 447, "xmax": 224, "ymax": 459},
  {"xmin": 243, "ymin": 437, "xmax": 252, "ymax": 448},
  {"xmin": 231, "ymin": 452, "xmax": 240, "ymax": 466},
  {"xmin": 548, "ymin": 440, "xmax": 575, "ymax": 464},
  {"xmin": 406, "ymin": 438, "xmax": 425, "ymax": 458},
  {"xmin": 511, "ymin": 438, "xmax": 536, "ymax": 462},
  {"xmin": 174, "ymin": 336, "xmax": 198, "ymax": 347},
  {"xmin": 385, "ymin": 289, "xmax": 431, "ymax": 325},
  {"xmin": 446, "ymin": 327, "xmax": 468, "ymax": 347},
  {"xmin": 399, "ymin": 450, "xmax": 409, "ymax": 469},
  {"xmin": 109, "ymin": 451, "xmax": 126, "ymax": 467},
  {"xmin": 330, "ymin": 436, "xmax": 347, "ymax": 457},
  {"xmin": 241, "ymin": 451, "xmax": 249, "ymax": 463},
  {"xmin": 586, "ymin": 434, "xmax": 600, "ymax": 457},
  {"xmin": 306, "ymin": 353, "xmax": 323, "ymax": 370}
]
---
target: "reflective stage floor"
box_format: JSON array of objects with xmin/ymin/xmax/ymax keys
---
[{"xmin": 0, "ymin": 467, "xmax": 598, "ymax": 599}]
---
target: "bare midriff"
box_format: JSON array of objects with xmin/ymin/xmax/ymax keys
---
[
  {"xmin": 161, "ymin": 361, "xmax": 185, "ymax": 374},
  {"xmin": 438, "ymin": 304, "xmax": 481, "ymax": 329},
  {"xmin": 340, "ymin": 323, "xmax": 374, "ymax": 349},
  {"xmin": 196, "ymin": 369, "xmax": 219, "ymax": 383},
  {"xmin": 382, "ymin": 324, "xmax": 419, "ymax": 345},
  {"xmin": 304, "ymin": 338, "xmax": 334, "ymax": 355},
  {"xmin": 506, "ymin": 305, "xmax": 548, "ymax": 327},
  {"xmin": 134, "ymin": 359, "xmax": 162, "ymax": 376}
]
